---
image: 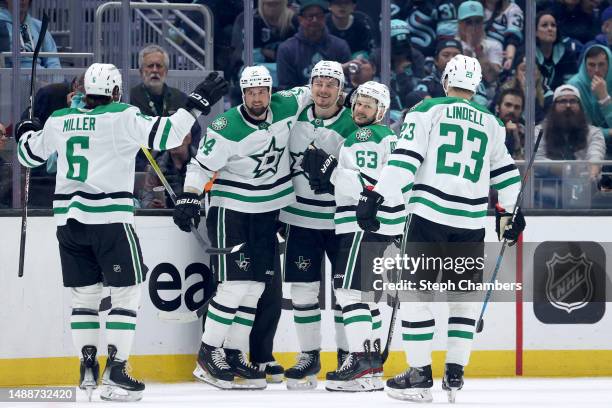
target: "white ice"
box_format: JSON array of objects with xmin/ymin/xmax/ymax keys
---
[{"xmin": 8, "ymin": 378, "xmax": 612, "ymax": 408}]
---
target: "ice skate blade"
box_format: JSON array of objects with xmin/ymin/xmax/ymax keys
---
[
  {"xmin": 385, "ymin": 386, "xmax": 433, "ymax": 403},
  {"xmin": 193, "ymin": 364, "xmax": 233, "ymax": 390},
  {"xmin": 231, "ymin": 377, "xmax": 267, "ymax": 390},
  {"xmin": 266, "ymin": 373, "xmax": 284, "ymax": 384},
  {"xmin": 80, "ymin": 384, "xmax": 96, "ymax": 402},
  {"xmin": 100, "ymin": 385, "xmax": 143, "ymax": 402},
  {"xmin": 286, "ymin": 375, "xmax": 318, "ymax": 390},
  {"xmin": 371, "ymin": 376, "xmax": 384, "ymax": 391},
  {"xmin": 326, "ymin": 377, "xmax": 376, "ymax": 392},
  {"xmin": 447, "ymin": 388, "xmax": 458, "ymax": 403}
]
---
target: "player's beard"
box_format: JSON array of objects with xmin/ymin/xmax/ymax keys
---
[
  {"xmin": 314, "ymin": 91, "xmax": 339, "ymax": 110},
  {"xmin": 353, "ymin": 112, "xmax": 375, "ymax": 127},
  {"xmin": 245, "ymin": 103, "xmax": 269, "ymax": 118}
]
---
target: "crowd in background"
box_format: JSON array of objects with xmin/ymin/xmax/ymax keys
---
[{"xmin": 2, "ymin": 0, "xmax": 612, "ymax": 209}]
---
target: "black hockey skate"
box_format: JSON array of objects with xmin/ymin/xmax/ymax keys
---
[
  {"xmin": 193, "ymin": 342, "xmax": 234, "ymax": 390},
  {"xmin": 224, "ymin": 348, "xmax": 267, "ymax": 390},
  {"xmin": 370, "ymin": 339, "xmax": 384, "ymax": 391},
  {"xmin": 385, "ymin": 365, "xmax": 433, "ymax": 403},
  {"xmin": 100, "ymin": 345, "xmax": 145, "ymax": 402},
  {"xmin": 79, "ymin": 345, "xmax": 99, "ymax": 402},
  {"xmin": 442, "ymin": 363, "xmax": 464, "ymax": 403},
  {"xmin": 326, "ymin": 341, "xmax": 374, "ymax": 392},
  {"xmin": 258, "ymin": 360, "xmax": 285, "ymax": 384},
  {"xmin": 325, "ymin": 348, "xmax": 348, "ymax": 378},
  {"xmin": 284, "ymin": 350, "xmax": 321, "ymax": 390}
]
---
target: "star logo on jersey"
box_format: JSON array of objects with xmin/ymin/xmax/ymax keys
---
[
  {"xmin": 313, "ymin": 118, "xmax": 323, "ymax": 127},
  {"xmin": 279, "ymin": 90, "xmax": 294, "ymax": 97},
  {"xmin": 250, "ymin": 137, "xmax": 285, "ymax": 178},
  {"xmin": 295, "ymin": 256, "xmax": 311, "ymax": 271},
  {"xmin": 356, "ymin": 128, "xmax": 372, "ymax": 142},
  {"xmin": 235, "ymin": 253, "xmax": 251, "ymax": 271},
  {"xmin": 211, "ymin": 117, "xmax": 227, "ymax": 131},
  {"xmin": 290, "ymin": 151, "xmax": 305, "ymax": 177}
]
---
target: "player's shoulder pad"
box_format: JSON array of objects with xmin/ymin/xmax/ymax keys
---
[
  {"xmin": 207, "ymin": 107, "xmax": 253, "ymax": 142},
  {"xmin": 466, "ymin": 99, "xmax": 504, "ymax": 127},
  {"xmin": 50, "ymin": 102, "xmax": 132, "ymax": 118},
  {"xmin": 328, "ymin": 107, "xmax": 359, "ymax": 139},
  {"xmin": 344, "ymin": 124, "xmax": 394, "ymax": 147},
  {"xmin": 270, "ymin": 88, "xmax": 302, "ymax": 121}
]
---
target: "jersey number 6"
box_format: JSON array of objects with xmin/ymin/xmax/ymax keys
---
[{"xmin": 66, "ymin": 136, "xmax": 90, "ymax": 182}]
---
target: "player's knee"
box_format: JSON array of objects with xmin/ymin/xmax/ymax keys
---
[
  {"xmin": 110, "ymin": 284, "xmax": 142, "ymax": 311},
  {"xmin": 448, "ymin": 301, "xmax": 479, "ymax": 318},
  {"xmin": 291, "ymin": 282, "xmax": 320, "ymax": 306},
  {"xmin": 214, "ymin": 281, "xmax": 251, "ymax": 308},
  {"xmin": 71, "ymin": 283, "xmax": 103, "ymax": 310}
]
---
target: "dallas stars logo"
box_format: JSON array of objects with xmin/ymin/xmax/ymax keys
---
[
  {"xmin": 356, "ymin": 128, "xmax": 372, "ymax": 142},
  {"xmin": 211, "ymin": 117, "xmax": 227, "ymax": 131},
  {"xmin": 290, "ymin": 150, "xmax": 305, "ymax": 177},
  {"xmin": 250, "ymin": 137, "xmax": 285, "ymax": 178},
  {"xmin": 295, "ymin": 256, "xmax": 311, "ymax": 271},
  {"xmin": 235, "ymin": 253, "xmax": 250, "ymax": 271}
]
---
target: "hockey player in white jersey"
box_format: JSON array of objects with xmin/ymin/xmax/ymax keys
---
[
  {"xmin": 303, "ymin": 81, "xmax": 407, "ymax": 392},
  {"xmin": 279, "ymin": 60, "xmax": 358, "ymax": 390},
  {"xmin": 172, "ymin": 66, "xmax": 312, "ymax": 390},
  {"xmin": 15, "ymin": 63, "xmax": 227, "ymax": 402},
  {"xmin": 356, "ymin": 55, "xmax": 526, "ymax": 403}
]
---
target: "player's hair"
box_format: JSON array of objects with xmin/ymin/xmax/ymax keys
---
[
  {"xmin": 585, "ymin": 45, "xmax": 608, "ymax": 63},
  {"xmin": 496, "ymin": 87, "xmax": 524, "ymax": 109},
  {"xmin": 138, "ymin": 44, "xmax": 170, "ymax": 70}
]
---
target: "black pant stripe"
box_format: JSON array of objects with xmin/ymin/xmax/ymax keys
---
[
  {"xmin": 293, "ymin": 303, "xmax": 320, "ymax": 311},
  {"xmin": 210, "ymin": 299, "xmax": 237, "ymax": 314},
  {"xmin": 108, "ymin": 308, "xmax": 137, "ymax": 317},
  {"xmin": 342, "ymin": 303, "xmax": 370, "ymax": 313},
  {"xmin": 237, "ymin": 305, "xmax": 257, "ymax": 315},
  {"xmin": 402, "ymin": 319, "xmax": 435, "ymax": 328},
  {"xmin": 71, "ymin": 308, "xmax": 99, "ymax": 316},
  {"xmin": 448, "ymin": 317, "xmax": 476, "ymax": 326}
]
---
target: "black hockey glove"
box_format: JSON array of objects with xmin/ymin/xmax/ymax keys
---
[
  {"xmin": 186, "ymin": 72, "xmax": 229, "ymax": 116},
  {"xmin": 15, "ymin": 117, "xmax": 42, "ymax": 142},
  {"xmin": 356, "ymin": 187, "xmax": 384, "ymax": 232},
  {"xmin": 302, "ymin": 146, "xmax": 337, "ymax": 194},
  {"xmin": 173, "ymin": 192, "xmax": 202, "ymax": 233},
  {"xmin": 495, "ymin": 205, "xmax": 526, "ymax": 246}
]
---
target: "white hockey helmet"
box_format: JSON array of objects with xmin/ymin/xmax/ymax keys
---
[
  {"xmin": 352, "ymin": 81, "xmax": 391, "ymax": 123},
  {"xmin": 311, "ymin": 60, "xmax": 345, "ymax": 90},
  {"xmin": 240, "ymin": 65, "xmax": 273, "ymax": 94},
  {"xmin": 84, "ymin": 63, "xmax": 122, "ymax": 99},
  {"xmin": 441, "ymin": 54, "xmax": 482, "ymax": 94}
]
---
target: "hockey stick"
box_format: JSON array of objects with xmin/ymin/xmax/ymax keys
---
[
  {"xmin": 381, "ymin": 214, "xmax": 411, "ymax": 363},
  {"xmin": 18, "ymin": 12, "xmax": 49, "ymax": 278},
  {"xmin": 476, "ymin": 128, "xmax": 543, "ymax": 333}
]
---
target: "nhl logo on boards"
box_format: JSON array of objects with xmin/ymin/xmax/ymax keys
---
[
  {"xmin": 211, "ymin": 117, "xmax": 227, "ymax": 131},
  {"xmin": 545, "ymin": 252, "xmax": 593, "ymax": 313},
  {"xmin": 356, "ymin": 128, "xmax": 372, "ymax": 142}
]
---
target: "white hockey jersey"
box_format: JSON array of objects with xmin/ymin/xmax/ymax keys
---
[
  {"xmin": 333, "ymin": 124, "xmax": 407, "ymax": 236},
  {"xmin": 17, "ymin": 103, "xmax": 195, "ymax": 225},
  {"xmin": 184, "ymin": 87, "xmax": 311, "ymax": 213},
  {"xmin": 279, "ymin": 104, "xmax": 358, "ymax": 229},
  {"xmin": 375, "ymin": 96, "xmax": 521, "ymax": 230}
]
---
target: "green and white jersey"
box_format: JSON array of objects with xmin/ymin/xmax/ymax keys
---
[
  {"xmin": 185, "ymin": 87, "xmax": 312, "ymax": 213},
  {"xmin": 375, "ymin": 96, "xmax": 521, "ymax": 230},
  {"xmin": 17, "ymin": 103, "xmax": 196, "ymax": 225},
  {"xmin": 279, "ymin": 104, "xmax": 358, "ymax": 229},
  {"xmin": 333, "ymin": 124, "xmax": 406, "ymax": 236}
]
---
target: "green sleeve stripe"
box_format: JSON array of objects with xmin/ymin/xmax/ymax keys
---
[
  {"xmin": 283, "ymin": 206, "xmax": 334, "ymax": 219},
  {"xmin": 448, "ymin": 330, "xmax": 474, "ymax": 339},
  {"xmin": 491, "ymin": 175, "xmax": 521, "ymax": 190},
  {"xmin": 210, "ymin": 187, "xmax": 294, "ymax": 202},
  {"xmin": 106, "ymin": 322, "xmax": 136, "ymax": 330},
  {"xmin": 18, "ymin": 143, "xmax": 39, "ymax": 168},
  {"xmin": 207, "ymin": 310, "xmax": 234, "ymax": 326},
  {"xmin": 159, "ymin": 119, "xmax": 172, "ymax": 150},
  {"xmin": 409, "ymin": 197, "xmax": 487, "ymax": 218},
  {"xmin": 70, "ymin": 322, "xmax": 100, "ymax": 329},
  {"xmin": 53, "ymin": 202, "xmax": 134, "ymax": 215},
  {"xmin": 402, "ymin": 333, "xmax": 434, "ymax": 341},
  {"xmin": 402, "ymin": 183, "xmax": 414, "ymax": 193},
  {"xmin": 343, "ymin": 315, "xmax": 372, "ymax": 325},
  {"xmin": 233, "ymin": 316, "xmax": 254, "ymax": 327},
  {"xmin": 294, "ymin": 315, "xmax": 322, "ymax": 324},
  {"xmin": 388, "ymin": 160, "xmax": 417, "ymax": 174}
]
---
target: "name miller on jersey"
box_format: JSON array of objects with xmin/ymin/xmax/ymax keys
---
[
  {"xmin": 63, "ymin": 117, "xmax": 96, "ymax": 132},
  {"xmin": 445, "ymin": 105, "xmax": 484, "ymax": 127}
]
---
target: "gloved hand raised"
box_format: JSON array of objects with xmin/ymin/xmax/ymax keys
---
[{"xmin": 186, "ymin": 72, "xmax": 229, "ymax": 116}]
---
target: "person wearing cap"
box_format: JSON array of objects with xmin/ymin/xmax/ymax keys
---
[
  {"xmin": 277, "ymin": 0, "xmax": 351, "ymax": 89},
  {"xmin": 456, "ymin": 1, "xmax": 503, "ymax": 84},
  {"xmin": 415, "ymin": 38, "xmax": 463, "ymax": 98},
  {"xmin": 325, "ymin": 0, "xmax": 375, "ymax": 56},
  {"xmin": 534, "ymin": 84, "xmax": 605, "ymax": 207}
]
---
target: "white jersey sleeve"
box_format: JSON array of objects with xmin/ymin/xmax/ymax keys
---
[
  {"xmin": 17, "ymin": 126, "xmax": 54, "ymax": 168},
  {"xmin": 184, "ymin": 125, "xmax": 232, "ymax": 194}
]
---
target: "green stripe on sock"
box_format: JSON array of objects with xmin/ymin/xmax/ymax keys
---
[
  {"xmin": 343, "ymin": 315, "xmax": 372, "ymax": 325},
  {"xmin": 207, "ymin": 310, "xmax": 234, "ymax": 325},
  {"xmin": 105, "ymin": 322, "xmax": 136, "ymax": 330},
  {"xmin": 294, "ymin": 315, "xmax": 321, "ymax": 324},
  {"xmin": 448, "ymin": 330, "xmax": 474, "ymax": 339},
  {"xmin": 402, "ymin": 333, "xmax": 434, "ymax": 341},
  {"xmin": 372, "ymin": 321, "xmax": 382, "ymax": 330},
  {"xmin": 334, "ymin": 316, "xmax": 343, "ymax": 323},
  {"xmin": 71, "ymin": 322, "xmax": 100, "ymax": 329},
  {"xmin": 233, "ymin": 316, "xmax": 254, "ymax": 327}
]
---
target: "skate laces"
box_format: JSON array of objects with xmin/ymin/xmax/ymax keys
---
[
  {"xmin": 338, "ymin": 353, "xmax": 354, "ymax": 372},
  {"xmin": 212, "ymin": 349, "xmax": 231, "ymax": 370},
  {"xmin": 293, "ymin": 353, "xmax": 313, "ymax": 370},
  {"xmin": 122, "ymin": 362, "xmax": 143, "ymax": 385},
  {"xmin": 238, "ymin": 352, "xmax": 258, "ymax": 370}
]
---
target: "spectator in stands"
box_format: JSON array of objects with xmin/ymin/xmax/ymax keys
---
[
  {"xmin": 495, "ymin": 87, "xmax": 525, "ymax": 159},
  {"xmin": 392, "ymin": 0, "xmax": 439, "ymax": 57},
  {"xmin": 535, "ymin": 84, "xmax": 605, "ymax": 182},
  {"xmin": 583, "ymin": 6, "xmax": 612, "ymax": 52},
  {"xmin": 130, "ymin": 44, "xmax": 200, "ymax": 171},
  {"xmin": 548, "ymin": 0, "xmax": 600, "ymax": 48},
  {"xmin": 140, "ymin": 134, "xmax": 195, "ymax": 209},
  {"xmin": 536, "ymin": 10, "xmax": 579, "ymax": 91},
  {"xmin": 391, "ymin": 0, "xmax": 463, "ymax": 41},
  {"xmin": 0, "ymin": 0, "xmax": 60, "ymax": 68},
  {"xmin": 0, "ymin": 121, "xmax": 9, "ymax": 208},
  {"xmin": 568, "ymin": 44, "xmax": 612, "ymax": 150},
  {"xmin": 277, "ymin": 0, "xmax": 351, "ymax": 89},
  {"xmin": 415, "ymin": 38, "xmax": 463, "ymax": 97},
  {"xmin": 325, "ymin": 0, "xmax": 374, "ymax": 56},
  {"xmin": 457, "ymin": 1, "xmax": 503, "ymax": 78},
  {"xmin": 481, "ymin": 0, "xmax": 524, "ymax": 71},
  {"xmin": 343, "ymin": 52, "xmax": 376, "ymax": 92}
]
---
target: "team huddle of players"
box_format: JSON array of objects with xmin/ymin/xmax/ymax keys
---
[{"xmin": 16, "ymin": 53, "xmax": 524, "ymax": 403}]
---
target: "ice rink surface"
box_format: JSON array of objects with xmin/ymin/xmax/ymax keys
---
[{"xmin": 7, "ymin": 378, "xmax": 612, "ymax": 407}]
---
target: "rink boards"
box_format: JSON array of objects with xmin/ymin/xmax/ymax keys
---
[{"xmin": 1, "ymin": 215, "xmax": 611, "ymax": 386}]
